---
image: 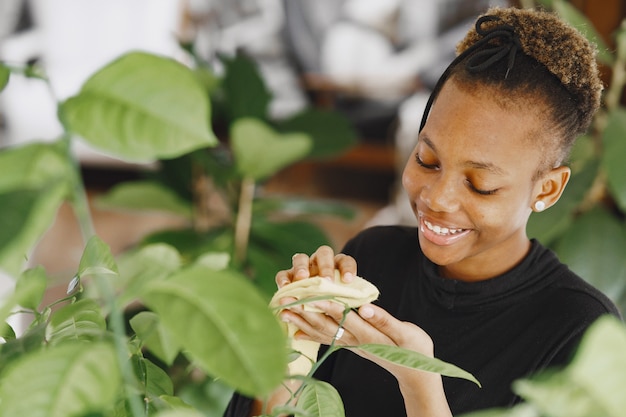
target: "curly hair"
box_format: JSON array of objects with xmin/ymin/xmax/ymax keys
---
[{"xmin": 421, "ymin": 7, "xmax": 603, "ymax": 170}]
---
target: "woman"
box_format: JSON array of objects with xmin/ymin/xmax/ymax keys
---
[{"xmin": 225, "ymin": 6, "xmax": 620, "ymax": 416}]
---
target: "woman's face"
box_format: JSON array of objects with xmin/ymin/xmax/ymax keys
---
[{"xmin": 402, "ymin": 80, "xmax": 548, "ymax": 281}]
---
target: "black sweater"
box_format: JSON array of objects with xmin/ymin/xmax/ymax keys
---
[{"xmin": 225, "ymin": 225, "xmax": 620, "ymax": 416}]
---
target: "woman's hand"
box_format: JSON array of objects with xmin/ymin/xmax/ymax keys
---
[{"xmin": 275, "ymin": 245, "xmax": 357, "ymax": 289}]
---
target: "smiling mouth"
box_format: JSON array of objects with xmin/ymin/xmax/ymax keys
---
[{"xmin": 423, "ymin": 219, "xmax": 466, "ymax": 236}]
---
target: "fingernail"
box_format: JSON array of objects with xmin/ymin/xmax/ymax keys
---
[
  {"xmin": 343, "ymin": 272, "xmax": 354, "ymax": 282},
  {"xmin": 360, "ymin": 305, "xmax": 374, "ymax": 319},
  {"xmin": 280, "ymin": 313, "xmax": 290, "ymax": 323},
  {"xmin": 295, "ymin": 269, "xmax": 308, "ymax": 278}
]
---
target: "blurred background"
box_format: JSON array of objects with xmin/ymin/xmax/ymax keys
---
[{"xmin": 0, "ymin": 0, "xmax": 624, "ymax": 279}]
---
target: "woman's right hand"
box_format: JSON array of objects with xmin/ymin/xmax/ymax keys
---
[{"xmin": 275, "ymin": 245, "xmax": 358, "ymax": 289}]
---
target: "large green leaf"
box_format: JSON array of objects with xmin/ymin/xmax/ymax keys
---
[
  {"xmin": 77, "ymin": 235, "xmax": 119, "ymax": 279},
  {"xmin": 554, "ymin": 206, "xmax": 626, "ymax": 302},
  {"xmin": 0, "ymin": 183, "xmax": 67, "ymax": 278},
  {"xmin": 0, "ymin": 63, "xmax": 9, "ymax": 92},
  {"xmin": 602, "ymin": 108, "xmax": 626, "ymax": 212},
  {"xmin": 140, "ymin": 266, "xmax": 288, "ymax": 397},
  {"xmin": 0, "ymin": 322, "xmax": 46, "ymax": 375},
  {"xmin": 14, "ymin": 266, "xmax": 47, "ymax": 310},
  {"xmin": 96, "ymin": 180, "xmax": 193, "ymax": 219},
  {"xmin": 46, "ymin": 299, "xmax": 107, "ymax": 346},
  {"xmin": 0, "ymin": 142, "xmax": 70, "ymax": 192},
  {"xmin": 115, "ymin": 243, "xmax": 182, "ymax": 308},
  {"xmin": 357, "ymin": 344, "xmax": 481, "ymax": 386},
  {"xmin": 526, "ymin": 158, "xmax": 598, "ymax": 245},
  {"xmin": 295, "ymin": 380, "xmax": 345, "ymax": 417},
  {"xmin": 61, "ymin": 51, "xmax": 217, "ymax": 162},
  {"xmin": 231, "ymin": 118, "xmax": 312, "ymax": 181},
  {"xmin": 220, "ymin": 53, "xmax": 271, "ymax": 121},
  {"xmin": 276, "ymin": 109, "xmax": 357, "ymax": 159},
  {"xmin": 253, "ymin": 196, "xmax": 355, "ymax": 220},
  {"xmin": 509, "ymin": 316, "xmax": 626, "ymax": 417},
  {"xmin": 130, "ymin": 311, "xmax": 181, "ymax": 366},
  {"xmin": 0, "ymin": 342, "xmax": 121, "ymax": 417},
  {"xmin": 553, "ymin": 0, "xmax": 613, "ymax": 65},
  {"xmin": 566, "ymin": 316, "xmax": 626, "ymax": 417}
]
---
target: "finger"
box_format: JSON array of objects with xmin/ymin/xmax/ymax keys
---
[
  {"xmin": 291, "ymin": 253, "xmax": 311, "ymax": 281},
  {"xmin": 309, "ymin": 245, "xmax": 336, "ymax": 279},
  {"xmin": 275, "ymin": 270, "xmax": 292, "ymax": 288},
  {"xmin": 334, "ymin": 253, "xmax": 357, "ymax": 283},
  {"xmin": 358, "ymin": 304, "xmax": 434, "ymax": 355}
]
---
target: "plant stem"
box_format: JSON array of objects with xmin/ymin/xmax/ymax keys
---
[{"xmin": 234, "ymin": 176, "xmax": 255, "ymax": 265}]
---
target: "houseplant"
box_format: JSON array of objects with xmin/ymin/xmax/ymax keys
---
[{"xmin": 0, "ymin": 48, "xmax": 478, "ymax": 417}]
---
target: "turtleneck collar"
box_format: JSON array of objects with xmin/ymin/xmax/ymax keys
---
[{"xmin": 421, "ymin": 239, "xmax": 562, "ymax": 311}]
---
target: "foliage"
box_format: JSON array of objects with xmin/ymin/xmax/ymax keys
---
[
  {"xmin": 460, "ymin": 316, "xmax": 626, "ymax": 417},
  {"xmin": 526, "ymin": 0, "xmax": 626, "ymax": 315},
  {"xmin": 0, "ymin": 49, "xmax": 478, "ymax": 417}
]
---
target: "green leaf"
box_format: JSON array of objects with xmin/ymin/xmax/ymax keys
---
[
  {"xmin": 193, "ymin": 252, "xmax": 231, "ymax": 270},
  {"xmin": 96, "ymin": 181, "xmax": 193, "ymax": 219},
  {"xmin": 357, "ymin": 343, "xmax": 481, "ymax": 386},
  {"xmin": 47, "ymin": 299, "xmax": 107, "ymax": 346},
  {"xmin": 553, "ymin": 0, "xmax": 614, "ymax": 65},
  {"xmin": 276, "ymin": 109, "xmax": 357, "ymax": 159},
  {"xmin": 0, "ymin": 183, "xmax": 67, "ymax": 278},
  {"xmin": 140, "ymin": 266, "xmax": 288, "ymax": 397},
  {"xmin": 0, "ymin": 142, "xmax": 70, "ymax": 193},
  {"xmin": 130, "ymin": 311, "xmax": 181, "ymax": 366},
  {"xmin": 0, "ymin": 342, "xmax": 121, "ymax": 417},
  {"xmin": 566, "ymin": 316, "xmax": 626, "ymax": 417},
  {"xmin": 0, "ymin": 63, "xmax": 9, "ymax": 92},
  {"xmin": 554, "ymin": 206, "xmax": 626, "ymax": 302},
  {"xmin": 14, "ymin": 266, "xmax": 48, "ymax": 310},
  {"xmin": 131, "ymin": 355, "xmax": 174, "ymax": 405},
  {"xmin": 115, "ymin": 243, "xmax": 181, "ymax": 307},
  {"xmin": 602, "ymin": 108, "xmax": 626, "ymax": 212},
  {"xmin": 61, "ymin": 51, "xmax": 217, "ymax": 162},
  {"xmin": 295, "ymin": 380, "xmax": 345, "ymax": 417},
  {"xmin": 0, "ymin": 321, "xmax": 46, "ymax": 370},
  {"xmin": 231, "ymin": 118, "xmax": 312, "ymax": 181},
  {"xmin": 153, "ymin": 410, "xmax": 205, "ymax": 417},
  {"xmin": 0, "ymin": 322, "xmax": 16, "ymax": 341},
  {"xmin": 220, "ymin": 53, "xmax": 271, "ymax": 120},
  {"xmin": 77, "ymin": 235, "xmax": 119, "ymax": 279},
  {"xmin": 527, "ymin": 158, "xmax": 598, "ymax": 245}
]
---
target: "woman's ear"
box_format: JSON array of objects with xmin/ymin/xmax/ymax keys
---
[{"xmin": 532, "ymin": 166, "xmax": 571, "ymax": 212}]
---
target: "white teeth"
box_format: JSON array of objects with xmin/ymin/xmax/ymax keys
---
[{"xmin": 424, "ymin": 220, "xmax": 463, "ymax": 236}]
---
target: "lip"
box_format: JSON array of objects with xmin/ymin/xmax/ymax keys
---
[{"xmin": 418, "ymin": 212, "xmax": 472, "ymax": 246}]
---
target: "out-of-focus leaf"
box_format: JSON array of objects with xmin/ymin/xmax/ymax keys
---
[
  {"xmin": 553, "ymin": 0, "xmax": 614, "ymax": 65},
  {"xmin": 61, "ymin": 51, "xmax": 217, "ymax": 162},
  {"xmin": 554, "ymin": 206, "xmax": 626, "ymax": 302},
  {"xmin": 14, "ymin": 266, "xmax": 47, "ymax": 311},
  {"xmin": 231, "ymin": 118, "xmax": 311, "ymax": 181},
  {"xmin": 96, "ymin": 180, "xmax": 193, "ymax": 219},
  {"xmin": 220, "ymin": 53, "xmax": 271, "ymax": 121},
  {"xmin": 130, "ymin": 311, "xmax": 181, "ymax": 366},
  {"xmin": 77, "ymin": 235, "xmax": 119, "ymax": 279},
  {"xmin": 47, "ymin": 299, "xmax": 107, "ymax": 346},
  {"xmin": 276, "ymin": 109, "xmax": 357, "ymax": 159},
  {"xmin": 0, "ymin": 342, "xmax": 121, "ymax": 417},
  {"xmin": 0, "ymin": 63, "xmax": 10, "ymax": 92},
  {"xmin": 141, "ymin": 266, "xmax": 288, "ymax": 397},
  {"xmin": 0, "ymin": 142, "xmax": 70, "ymax": 192},
  {"xmin": 295, "ymin": 380, "xmax": 345, "ymax": 417},
  {"xmin": 357, "ymin": 344, "xmax": 480, "ymax": 386},
  {"xmin": 527, "ymin": 158, "xmax": 598, "ymax": 245},
  {"xmin": 0, "ymin": 322, "xmax": 46, "ymax": 374},
  {"xmin": 0, "ymin": 183, "xmax": 67, "ymax": 278},
  {"xmin": 602, "ymin": 108, "xmax": 626, "ymax": 211}
]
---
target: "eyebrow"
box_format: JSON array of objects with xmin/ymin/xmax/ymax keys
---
[{"xmin": 420, "ymin": 135, "xmax": 507, "ymax": 175}]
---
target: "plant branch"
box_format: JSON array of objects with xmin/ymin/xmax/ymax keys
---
[{"xmin": 234, "ymin": 176, "xmax": 256, "ymax": 265}]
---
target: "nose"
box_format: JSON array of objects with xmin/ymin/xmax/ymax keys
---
[{"xmin": 418, "ymin": 172, "xmax": 461, "ymax": 213}]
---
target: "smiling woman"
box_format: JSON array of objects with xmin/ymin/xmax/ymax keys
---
[{"xmin": 224, "ymin": 6, "xmax": 621, "ymax": 417}]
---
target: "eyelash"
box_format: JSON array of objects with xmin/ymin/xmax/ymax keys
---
[{"xmin": 415, "ymin": 154, "xmax": 498, "ymax": 196}]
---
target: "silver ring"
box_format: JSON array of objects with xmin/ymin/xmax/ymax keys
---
[{"xmin": 333, "ymin": 326, "xmax": 345, "ymax": 341}]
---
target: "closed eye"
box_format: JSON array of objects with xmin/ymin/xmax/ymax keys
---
[
  {"xmin": 415, "ymin": 154, "xmax": 439, "ymax": 170},
  {"xmin": 465, "ymin": 179, "xmax": 498, "ymax": 196}
]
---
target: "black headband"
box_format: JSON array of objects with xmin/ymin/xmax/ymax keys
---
[{"xmin": 418, "ymin": 15, "xmax": 523, "ymax": 132}]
